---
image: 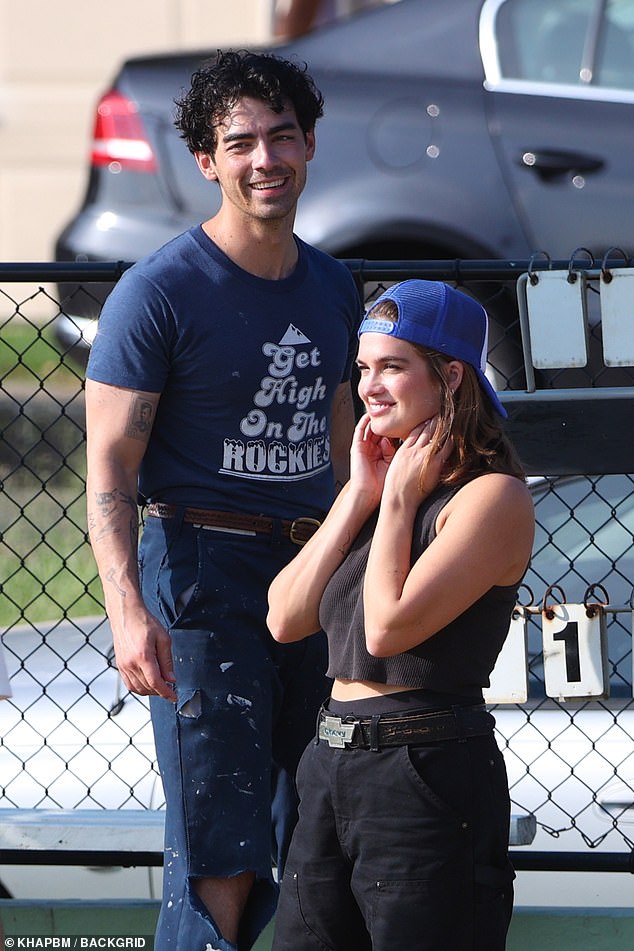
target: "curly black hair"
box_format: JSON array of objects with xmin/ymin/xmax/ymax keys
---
[{"xmin": 174, "ymin": 49, "xmax": 325, "ymax": 156}]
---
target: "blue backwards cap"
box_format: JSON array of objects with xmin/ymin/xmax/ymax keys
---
[{"xmin": 358, "ymin": 280, "xmax": 507, "ymax": 418}]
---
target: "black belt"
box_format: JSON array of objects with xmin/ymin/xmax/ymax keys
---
[
  {"xmin": 317, "ymin": 705, "xmax": 494, "ymax": 750},
  {"xmin": 146, "ymin": 502, "xmax": 321, "ymax": 546}
]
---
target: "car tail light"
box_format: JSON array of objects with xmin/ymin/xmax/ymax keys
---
[{"xmin": 91, "ymin": 89, "xmax": 157, "ymax": 172}]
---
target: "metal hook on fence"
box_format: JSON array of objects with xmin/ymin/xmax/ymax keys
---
[
  {"xmin": 567, "ymin": 247, "xmax": 594, "ymax": 283},
  {"xmin": 600, "ymin": 246, "xmax": 630, "ymax": 284},
  {"xmin": 516, "ymin": 583, "xmax": 535, "ymax": 607},
  {"xmin": 527, "ymin": 250, "xmax": 551, "ymax": 286},
  {"xmin": 542, "ymin": 583, "xmax": 566, "ymax": 620},
  {"xmin": 583, "ymin": 583, "xmax": 609, "ymax": 618}
]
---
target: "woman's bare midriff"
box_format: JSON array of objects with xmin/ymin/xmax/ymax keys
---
[{"xmin": 331, "ymin": 678, "xmax": 419, "ymax": 701}]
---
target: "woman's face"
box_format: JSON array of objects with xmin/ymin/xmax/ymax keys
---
[{"xmin": 356, "ymin": 333, "xmax": 444, "ymax": 441}]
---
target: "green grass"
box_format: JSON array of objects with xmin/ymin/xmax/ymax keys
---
[
  {"xmin": 1, "ymin": 314, "xmax": 100, "ymax": 627},
  {"xmin": 1, "ymin": 482, "xmax": 104, "ymax": 629},
  {"xmin": 0, "ymin": 315, "xmax": 83, "ymax": 388}
]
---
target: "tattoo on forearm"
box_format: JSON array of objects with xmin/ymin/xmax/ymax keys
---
[
  {"xmin": 88, "ymin": 488, "xmax": 140, "ymax": 598},
  {"xmin": 105, "ymin": 567, "xmax": 127, "ymax": 598},
  {"xmin": 95, "ymin": 489, "xmax": 120, "ymax": 518},
  {"xmin": 88, "ymin": 488, "xmax": 139, "ymax": 542},
  {"xmin": 94, "ymin": 488, "xmax": 137, "ymax": 517},
  {"xmin": 126, "ymin": 397, "xmax": 155, "ymax": 440}
]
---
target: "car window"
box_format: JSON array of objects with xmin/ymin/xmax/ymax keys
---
[
  {"xmin": 483, "ymin": 0, "xmax": 634, "ymax": 91},
  {"xmin": 530, "ymin": 476, "xmax": 634, "ymax": 600},
  {"xmin": 525, "ymin": 474, "xmax": 634, "ymax": 697}
]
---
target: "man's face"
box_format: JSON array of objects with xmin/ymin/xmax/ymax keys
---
[{"xmin": 195, "ymin": 96, "xmax": 315, "ymax": 225}]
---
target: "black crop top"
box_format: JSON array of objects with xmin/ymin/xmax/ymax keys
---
[{"xmin": 320, "ymin": 482, "xmax": 521, "ymax": 697}]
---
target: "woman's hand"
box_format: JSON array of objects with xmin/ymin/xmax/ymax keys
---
[
  {"xmin": 383, "ymin": 417, "xmax": 452, "ymax": 509},
  {"xmin": 349, "ymin": 413, "xmax": 398, "ymax": 507}
]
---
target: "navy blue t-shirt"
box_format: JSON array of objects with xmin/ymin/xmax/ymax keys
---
[{"xmin": 87, "ymin": 226, "xmax": 361, "ymax": 517}]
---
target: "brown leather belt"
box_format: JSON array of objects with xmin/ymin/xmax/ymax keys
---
[
  {"xmin": 146, "ymin": 502, "xmax": 321, "ymax": 546},
  {"xmin": 317, "ymin": 706, "xmax": 494, "ymax": 749}
]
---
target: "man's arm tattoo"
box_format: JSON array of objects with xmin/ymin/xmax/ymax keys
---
[
  {"xmin": 105, "ymin": 567, "xmax": 127, "ymax": 599},
  {"xmin": 126, "ymin": 397, "xmax": 155, "ymax": 441},
  {"xmin": 89, "ymin": 488, "xmax": 139, "ymax": 542}
]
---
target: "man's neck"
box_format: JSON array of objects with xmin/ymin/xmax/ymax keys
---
[{"xmin": 201, "ymin": 215, "xmax": 299, "ymax": 280}]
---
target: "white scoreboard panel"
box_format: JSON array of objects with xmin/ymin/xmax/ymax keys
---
[
  {"xmin": 541, "ymin": 602, "xmax": 608, "ymax": 701},
  {"xmin": 484, "ymin": 601, "xmax": 630, "ymax": 705},
  {"xmin": 484, "ymin": 608, "xmax": 529, "ymax": 704}
]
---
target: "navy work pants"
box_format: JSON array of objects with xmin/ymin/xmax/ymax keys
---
[{"xmin": 140, "ymin": 514, "xmax": 330, "ymax": 951}]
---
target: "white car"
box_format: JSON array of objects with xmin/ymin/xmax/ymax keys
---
[
  {"xmin": 0, "ymin": 617, "xmax": 162, "ymax": 900},
  {"xmin": 1, "ymin": 473, "xmax": 633, "ymax": 906}
]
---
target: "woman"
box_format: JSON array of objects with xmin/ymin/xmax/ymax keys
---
[{"xmin": 267, "ymin": 279, "xmax": 535, "ymax": 951}]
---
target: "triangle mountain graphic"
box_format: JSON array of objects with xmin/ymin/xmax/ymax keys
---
[{"xmin": 279, "ymin": 324, "xmax": 311, "ymax": 346}]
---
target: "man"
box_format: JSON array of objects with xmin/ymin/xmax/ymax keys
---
[{"xmin": 85, "ymin": 50, "xmax": 360, "ymax": 951}]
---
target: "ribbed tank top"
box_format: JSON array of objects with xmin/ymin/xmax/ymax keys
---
[{"xmin": 320, "ymin": 482, "xmax": 520, "ymax": 697}]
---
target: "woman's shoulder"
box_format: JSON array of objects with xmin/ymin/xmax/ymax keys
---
[
  {"xmin": 437, "ymin": 474, "xmax": 534, "ymax": 585},
  {"xmin": 457, "ymin": 470, "xmax": 531, "ymax": 495},
  {"xmin": 441, "ymin": 472, "xmax": 534, "ymax": 522}
]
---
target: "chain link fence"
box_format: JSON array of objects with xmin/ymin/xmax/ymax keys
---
[{"xmin": 1, "ymin": 260, "xmax": 633, "ymax": 873}]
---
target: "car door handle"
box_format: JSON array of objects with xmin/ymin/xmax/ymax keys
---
[{"xmin": 518, "ymin": 149, "xmax": 604, "ymax": 182}]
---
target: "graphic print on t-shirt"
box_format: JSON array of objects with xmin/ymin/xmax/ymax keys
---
[{"xmin": 221, "ymin": 324, "xmax": 331, "ymax": 481}]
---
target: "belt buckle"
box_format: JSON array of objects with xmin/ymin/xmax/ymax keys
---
[
  {"xmin": 318, "ymin": 715, "xmax": 357, "ymax": 748},
  {"xmin": 289, "ymin": 516, "xmax": 321, "ymax": 546}
]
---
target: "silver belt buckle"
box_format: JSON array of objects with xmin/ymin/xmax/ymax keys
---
[{"xmin": 318, "ymin": 715, "xmax": 357, "ymax": 748}]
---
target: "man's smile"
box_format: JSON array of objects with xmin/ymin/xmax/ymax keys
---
[{"xmin": 250, "ymin": 177, "xmax": 287, "ymax": 190}]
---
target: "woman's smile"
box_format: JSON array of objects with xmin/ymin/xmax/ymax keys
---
[{"xmin": 356, "ymin": 333, "xmax": 440, "ymax": 441}]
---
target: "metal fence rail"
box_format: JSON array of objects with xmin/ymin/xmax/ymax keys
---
[{"xmin": 1, "ymin": 260, "xmax": 633, "ymax": 877}]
